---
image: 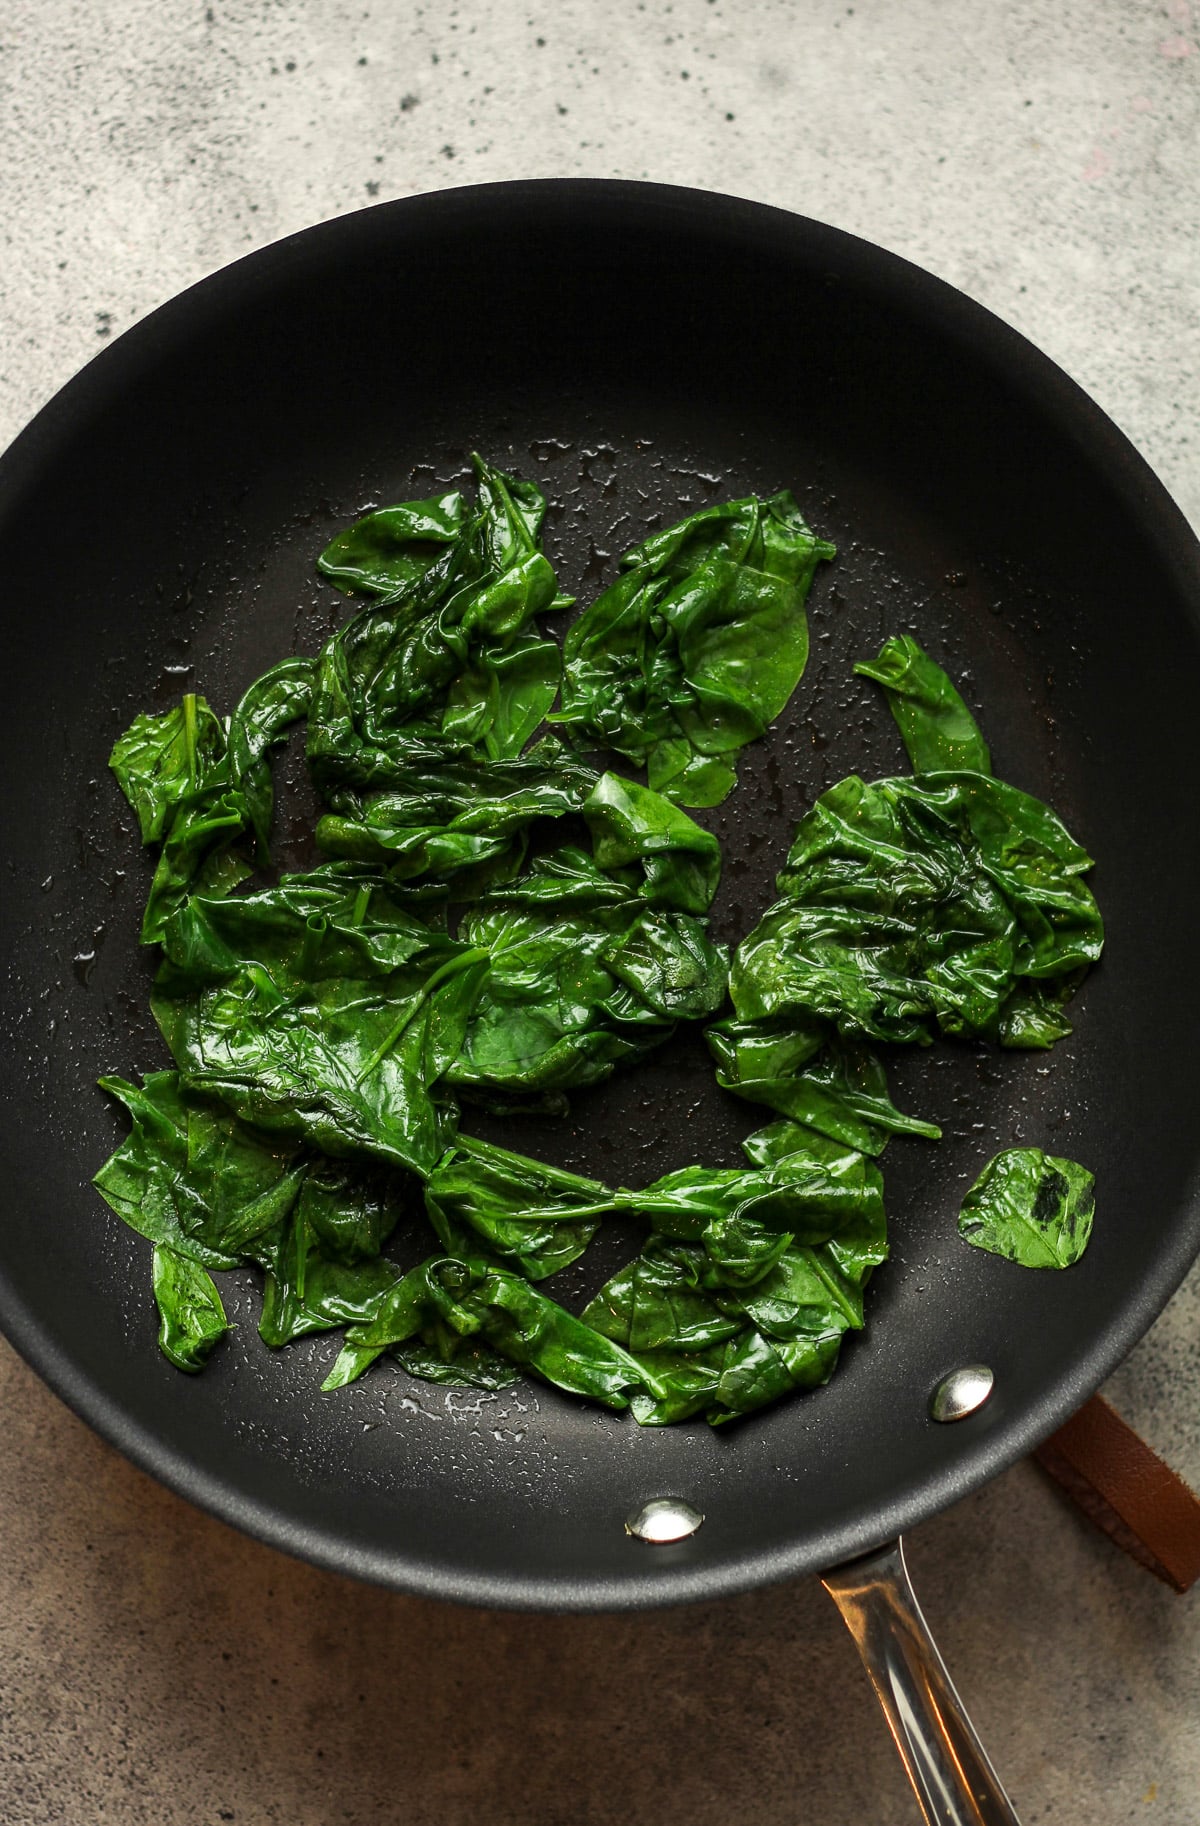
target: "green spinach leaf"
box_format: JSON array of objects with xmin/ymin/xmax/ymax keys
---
[
  {"xmin": 582, "ymin": 772, "xmax": 721, "ymax": 915},
  {"xmin": 579, "ymin": 1123, "xmax": 888, "ymax": 1425},
  {"xmin": 556, "ymin": 492, "xmax": 835, "ymax": 806},
  {"xmin": 316, "ymin": 490, "xmax": 467, "ymax": 598},
  {"xmin": 958, "ymin": 1147, "xmax": 1095, "ymax": 1268},
  {"xmin": 425, "ymin": 1136, "xmax": 612, "ymax": 1279},
  {"xmin": 308, "ymin": 454, "xmax": 569, "ymax": 783},
  {"xmin": 226, "ymin": 656, "xmax": 319, "ymax": 859},
  {"xmin": 312, "ymin": 735, "xmax": 596, "ymax": 887},
  {"xmin": 151, "ymin": 1245, "xmax": 231, "ymax": 1372},
  {"xmin": 324, "ymin": 1255, "xmax": 659, "ymax": 1409},
  {"xmin": 95, "ymin": 1072, "xmax": 305, "ymax": 1269},
  {"xmin": 855, "ymin": 635, "xmax": 991, "ymax": 775},
  {"xmin": 254, "ymin": 1197, "xmax": 408, "ymax": 1348},
  {"xmin": 110, "ymin": 659, "xmax": 314, "ymax": 943},
  {"xmin": 730, "ymin": 770, "xmax": 1102, "ymax": 1048},
  {"xmin": 585, "ymin": 1202, "xmax": 885, "ymax": 1426},
  {"xmin": 110, "ymin": 693, "xmax": 228, "ymax": 845},
  {"xmin": 151, "ymin": 927, "xmax": 489, "ymax": 1176},
  {"xmin": 707, "ymin": 1020, "xmax": 940, "ymax": 1154},
  {"xmin": 449, "ymin": 858, "xmax": 727, "ymax": 1108}
]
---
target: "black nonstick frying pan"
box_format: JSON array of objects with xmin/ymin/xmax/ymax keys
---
[{"xmin": 2, "ymin": 181, "xmax": 1199, "ymax": 1825}]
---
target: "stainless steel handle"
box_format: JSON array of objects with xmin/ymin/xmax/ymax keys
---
[{"xmin": 822, "ymin": 1537, "xmax": 1021, "ymax": 1826}]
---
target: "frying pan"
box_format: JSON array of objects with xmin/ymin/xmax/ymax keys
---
[{"xmin": 2, "ymin": 181, "xmax": 1199, "ymax": 1825}]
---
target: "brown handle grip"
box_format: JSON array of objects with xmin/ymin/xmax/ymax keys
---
[{"xmin": 1035, "ymin": 1393, "xmax": 1200, "ymax": 1592}]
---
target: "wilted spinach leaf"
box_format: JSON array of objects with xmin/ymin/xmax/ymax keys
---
[
  {"xmin": 110, "ymin": 659, "xmax": 314, "ymax": 944},
  {"xmin": 94, "ymin": 1072, "xmax": 305, "ymax": 1268},
  {"xmin": 958, "ymin": 1147, "xmax": 1095, "ymax": 1268},
  {"xmin": 254, "ymin": 1186, "xmax": 409, "ymax": 1349},
  {"xmin": 425, "ymin": 1136, "xmax": 613, "ymax": 1279},
  {"xmin": 448, "ymin": 853, "xmax": 727, "ymax": 1108},
  {"xmin": 226, "ymin": 656, "xmax": 319, "ymax": 860},
  {"xmin": 151, "ymin": 1245, "xmax": 231, "ymax": 1372},
  {"xmin": 854, "ymin": 634, "xmax": 991, "ymax": 776},
  {"xmin": 308, "ymin": 454, "xmax": 569, "ymax": 786},
  {"xmin": 312, "ymin": 734, "xmax": 596, "ymax": 888},
  {"xmin": 582, "ymin": 772, "xmax": 720, "ymax": 915},
  {"xmin": 110, "ymin": 693, "xmax": 228, "ymax": 845},
  {"xmin": 730, "ymin": 770, "xmax": 1102, "ymax": 1048},
  {"xmin": 556, "ymin": 492, "xmax": 835, "ymax": 806},
  {"xmin": 707, "ymin": 1021, "xmax": 940, "ymax": 1154},
  {"xmin": 316, "ymin": 489, "xmax": 467, "ymax": 598},
  {"xmin": 582, "ymin": 1124, "xmax": 888, "ymax": 1424},
  {"xmin": 324, "ymin": 1254, "xmax": 660, "ymax": 1409},
  {"xmin": 152, "ymin": 934, "xmax": 488, "ymax": 1176}
]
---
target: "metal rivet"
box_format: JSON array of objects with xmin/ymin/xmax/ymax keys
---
[
  {"xmin": 625, "ymin": 1498, "xmax": 705, "ymax": 1543},
  {"xmin": 931, "ymin": 1364, "xmax": 994, "ymax": 1423}
]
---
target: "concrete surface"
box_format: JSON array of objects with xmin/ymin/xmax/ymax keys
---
[{"xmin": 1, "ymin": 2, "xmax": 1198, "ymax": 1822}]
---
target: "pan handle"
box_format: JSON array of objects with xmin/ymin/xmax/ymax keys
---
[{"xmin": 822, "ymin": 1537, "xmax": 1021, "ymax": 1826}]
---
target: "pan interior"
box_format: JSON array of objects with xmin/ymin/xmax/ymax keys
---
[{"xmin": 2, "ymin": 182, "xmax": 1199, "ymax": 1607}]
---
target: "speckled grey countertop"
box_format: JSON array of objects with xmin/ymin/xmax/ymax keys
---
[{"xmin": 2, "ymin": 4, "xmax": 1199, "ymax": 1822}]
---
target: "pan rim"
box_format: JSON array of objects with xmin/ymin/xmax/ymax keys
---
[{"xmin": 2, "ymin": 176, "xmax": 1200, "ymax": 1611}]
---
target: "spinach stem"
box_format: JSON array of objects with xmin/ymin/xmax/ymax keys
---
[
  {"xmin": 300, "ymin": 914, "xmax": 328, "ymax": 978},
  {"xmin": 182, "ymin": 693, "xmax": 199, "ymax": 789},
  {"xmin": 800, "ymin": 1247, "xmax": 862, "ymax": 1328},
  {"xmin": 355, "ymin": 947, "xmax": 489, "ymax": 1083}
]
